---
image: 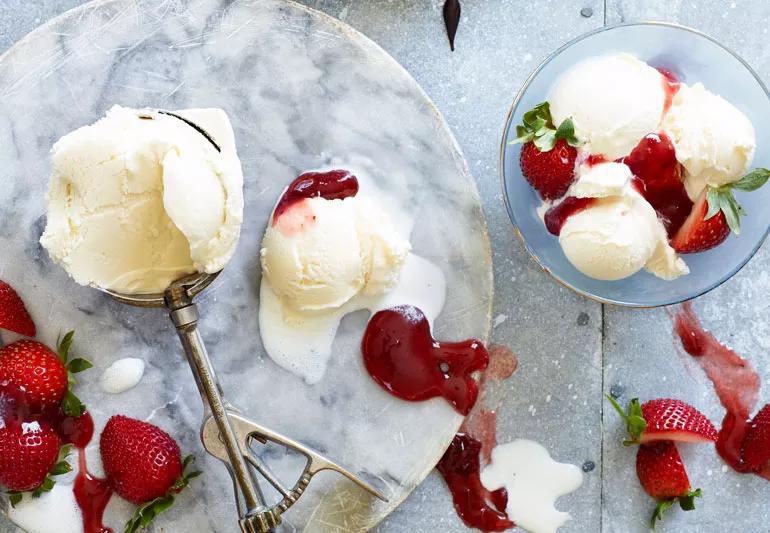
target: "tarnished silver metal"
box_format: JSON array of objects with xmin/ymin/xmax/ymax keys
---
[{"xmin": 95, "ymin": 110, "xmax": 387, "ymax": 533}]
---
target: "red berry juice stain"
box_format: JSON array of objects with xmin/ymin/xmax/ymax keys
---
[
  {"xmin": 583, "ymin": 154, "xmax": 608, "ymax": 167},
  {"xmin": 272, "ymin": 170, "xmax": 358, "ymax": 225},
  {"xmin": 362, "ymin": 305, "xmax": 489, "ymax": 416},
  {"xmin": 437, "ymin": 434, "xmax": 514, "ymax": 532},
  {"xmin": 544, "ymin": 197, "xmax": 597, "ymax": 236},
  {"xmin": 672, "ymin": 303, "xmax": 763, "ymax": 476},
  {"xmin": 622, "ymin": 132, "xmax": 692, "ymax": 235},
  {"xmin": 656, "ymin": 67, "xmax": 681, "ymax": 116}
]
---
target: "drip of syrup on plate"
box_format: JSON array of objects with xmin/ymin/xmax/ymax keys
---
[
  {"xmin": 50, "ymin": 410, "xmax": 113, "ymax": 533},
  {"xmin": 443, "ymin": 0, "xmax": 461, "ymax": 51},
  {"xmin": 671, "ymin": 303, "xmax": 764, "ymax": 476},
  {"xmin": 623, "ymin": 132, "xmax": 692, "ymax": 235},
  {"xmin": 544, "ymin": 197, "xmax": 597, "ymax": 236},
  {"xmin": 272, "ymin": 169, "xmax": 359, "ymax": 224},
  {"xmin": 361, "ymin": 304, "xmax": 489, "ymax": 415},
  {"xmin": 656, "ymin": 67, "xmax": 681, "ymax": 116},
  {"xmin": 437, "ymin": 434, "xmax": 514, "ymax": 532}
]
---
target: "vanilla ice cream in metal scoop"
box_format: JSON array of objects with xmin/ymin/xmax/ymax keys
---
[{"xmin": 40, "ymin": 105, "xmax": 244, "ymax": 294}]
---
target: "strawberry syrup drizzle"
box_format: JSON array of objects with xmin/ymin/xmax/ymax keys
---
[
  {"xmin": 544, "ymin": 197, "xmax": 597, "ymax": 236},
  {"xmin": 656, "ymin": 67, "xmax": 681, "ymax": 116},
  {"xmin": 53, "ymin": 410, "xmax": 114, "ymax": 533},
  {"xmin": 437, "ymin": 434, "xmax": 514, "ymax": 532},
  {"xmin": 272, "ymin": 169, "xmax": 358, "ymax": 224},
  {"xmin": 361, "ymin": 305, "xmax": 489, "ymax": 416},
  {"xmin": 671, "ymin": 303, "xmax": 769, "ymax": 478}
]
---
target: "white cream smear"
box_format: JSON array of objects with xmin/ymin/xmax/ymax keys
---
[
  {"xmin": 480, "ymin": 440, "xmax": 583, "ymax": 533},
  {"xmin": 259, "ymin": 165, "xmax": 447, "ymax": 384},
  {"xmin": 8, "ymin": 483, "xmax": 83, "ymax": 533},
  {"xmin": 99, "ymin": 357, "xmax": 146, "ymax": 394}
]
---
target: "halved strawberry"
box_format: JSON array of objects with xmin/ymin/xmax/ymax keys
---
[
  {"xmin": 636, "ymin": 441, "xmax": 702, "ymax": 529},
  {"xmin": 511, "ymin": 102, "xmax": 582, "ymax": 200},
  {"xmin": 742, "ymin": 403, "xmax": 770, "ymax": 471},
  {"xmin": 672, "ymin": 168, "xmax": 769, "ymax": 253},
  {"xmin": 670, "ymin": 190, "xmax": 730, "ymax": 253},
  {"xmin": 0, "ymin": 281, "xmax": 36, "ymax": 337},
  {"xmin": 606, "ymin": 396, "xmax": 716, "ymax": 445}
]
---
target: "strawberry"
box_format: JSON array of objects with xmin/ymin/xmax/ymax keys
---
[
  {"xmin": 670, "ymin": 190, "xmax": 730, "ymax": 253},
  {"xmin": 0, "ymin": 332, "xmax": 91, "ymax": 415},
  {"xmin": 100, "ymin": 415, "xmax": 200, "ymax": 532},
  {"xmin": 672, "ymin": 168, "xmax": 769, "ymax": 253},
  {"xmin": 511, "ymin": 102, "xmax": 582, "ymax": 200},
  {"xmin": 0, "ymin": 419, "xmax": 71, "ymax": 495},
  {"xmin": 636, "ymin": 441, "xmax": 702, "ymax": 529},
  {"xmin": 0, "ymin": 281, "xmax": 36, "ymax": 337},
  {"xmin": 742, "ymin": 403, "xmax": 770, "ymax": 471},
  {"xmin": 607, "ymin": 395, "xmax": 717, "ymax": 445}
]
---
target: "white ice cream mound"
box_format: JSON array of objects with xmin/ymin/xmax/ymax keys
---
[
  {"xmin": 40, "ymin": 105, "xmax": 244, "ymax": 294},
  {"xmin": 258, "ymin": 172, "xmax": 446, "ymax": 384},
  {"xmin": 543, "ymin": 54, "xmax": 755, "ymax": 281}
]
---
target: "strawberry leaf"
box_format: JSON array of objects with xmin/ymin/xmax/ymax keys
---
[
  {"xmin": 125, "ymin": 494, "xmax": 176, "ymax": 533},
  {"xmin": 651, "ymin": 499, "xmax": 675, "ymax": 529},
  {"xmin": 554, "ymin": 118, "xmax": 582, "ymax": 147},
  {"xmin": 67, "ymin": 358, "xmax": 93, "ymax": 374},
  {"xmin": 57, "ymin": 331, "xmax": 75, "ymax": 363},
  {"xmin": 61, "ymin": 390, "xmax": 86, "ymax": 418},
  {"xmin": 705, "ymin": 188, "xmax": 721, "ymax": 220},
  {"xmin": 678, "ymin": 488, "xmax": 702, "ymax": 511},
  {"xmin": 718, "ymin": 191, "xmax": 741, "ymax": 234},
  {"xmin": 51, "ymin": 460, "xmax": 72, "ymax": 476},
  {"xmin": 533, "ymin": 130, "xmax": 556, "ymax": 152},
  {"xmin": 732, "ymin": 168, "xmax": 770, "ymax": 192},
  {"xmin": 511, "ymin": 101, "xmax": 584, "ymax": 153},
  {"xmin": 7, "ymin": 491, "xmax": 22, "ymax": 508}
]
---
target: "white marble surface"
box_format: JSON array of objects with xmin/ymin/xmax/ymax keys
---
[
  {"xmin": 2, "ymin": 1, "xmax": 770, "ymax": 533},
  {"xmin": 0, "ymin": 1, "xmax": 491, "ymax": 531}
]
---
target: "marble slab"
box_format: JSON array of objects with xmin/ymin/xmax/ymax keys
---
[{"xmin": 0, "ymin": 0, "xmax": 492, "ymax": 531}]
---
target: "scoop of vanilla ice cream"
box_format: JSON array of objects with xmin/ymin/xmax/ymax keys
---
[
  {"xmin": 550, "ymin": 54, "xmax": 665, "ymax": 160},
  {"xmin": 559, "ymin": 164, "xmax": 688, "ymax": 281},
  {"xmin": 260, "ymin": 195, "xmax": 410, "ymax": 313},
  {"xmin": 662, "ymin": 82, "xmax": 755, "ymax": 200},
  {"xmin": 40, "ymin": 106, "xmax": 244, "ymax": 294}
]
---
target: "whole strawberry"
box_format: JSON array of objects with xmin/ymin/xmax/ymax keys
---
[
  {"xmin": 0, "ymin": 419, "xmax": 70, "ymax": 494},
  {"xmin": 636, "ymin": 441, "xmax": 702, "ymax": 529},
  {"xmin": 0, "ymin": 332, "xmax": 90, "ymax": 415},
  {"xmin": 606, "ymin": 395, "xmax": 716, "ymax": 445},
  {"xmin": 511, "ymin": 102, "xmax": 582, "ymax": 200},
  {"xmin": 0, "ymin": 281, "xmax": 36, "ymax": 337},
  {"xmin": 100, "ymin": 415, "xmax": 200, "ymax": 532},
  {"xmin": 742, "ymin": 403, "xmax": 770, "ymax": 472}
]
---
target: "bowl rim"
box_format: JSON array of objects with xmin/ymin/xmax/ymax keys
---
[{"xmin": 499, "ymin": 20, "xmax": 770, "ymax": 308}]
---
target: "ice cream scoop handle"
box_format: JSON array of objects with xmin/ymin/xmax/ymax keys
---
[{"xmin": 166, "ymin": 294, "xmax": 269, "ymax": 529}]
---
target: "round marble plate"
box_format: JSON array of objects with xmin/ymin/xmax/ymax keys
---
[{"xmin": 0, "ymin": 1, "xmax": 491, "ymax": 531}]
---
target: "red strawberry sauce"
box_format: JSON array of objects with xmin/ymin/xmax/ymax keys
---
[
  {"xmin": 361, "ymin": 305, "xmax": 489, "ymax": 416},
  {"xmin": 672, "ymin": 303, "xmax": 769, "ymax": 479},
  {"xmin": 52, "ymin": 410, "xmax": 113, "ymax": 532},
  {"xmin": 623, "ymin": 132, "xmax": 692, "ymax": 235},
  {"xmin": 272, "ymin": 169, "xmax": 358, "ymax": 224},
  {"xmin": 544, "ymin": 197, "xmax": 597, "ymax": 236},
  {"xmin": 437, "ymin": 434, "xmax": 514, "ymax": 532}
]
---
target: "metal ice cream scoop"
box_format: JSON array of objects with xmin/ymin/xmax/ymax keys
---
[{"xmin": 98, "ymin": 110, "xmax": 386, "ymax": 533}]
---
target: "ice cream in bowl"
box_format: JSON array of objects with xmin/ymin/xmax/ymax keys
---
[{"xmin": 501, "ymin": 22, "xmax": 770, "ymax": 306}]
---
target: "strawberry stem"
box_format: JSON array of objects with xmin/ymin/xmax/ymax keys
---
[
  {"xmin": 650, "ymin": 488, "xmax": 702, "ymax": 529},
  {"xmin": 605, "ymin": 395, "xmax": 647, "ymax": 445}
]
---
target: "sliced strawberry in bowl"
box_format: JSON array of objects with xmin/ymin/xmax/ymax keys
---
[
  {"xmin": 510, "ymin": 101, "xmax": 582, "ymax": 200},
  {"xmin": 636, "ymin": 441, "xmax": 702, "ymax": 529},
  {"xmin": 0, "ymin": 281, "xmax": 36, "ymax": 337},
  {"xmin": 606, "ymin": 395, "xmax": 717, "ymax": 445}
]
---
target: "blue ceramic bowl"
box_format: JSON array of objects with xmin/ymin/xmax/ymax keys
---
[{"xmin": 500, "ymin": 22, "xmax": 770, "ymax": 307}]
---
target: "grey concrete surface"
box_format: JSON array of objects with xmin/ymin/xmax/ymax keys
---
[{"xmin": 1, "ymin": 1, "xmax": 768, "ymax": 532}]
